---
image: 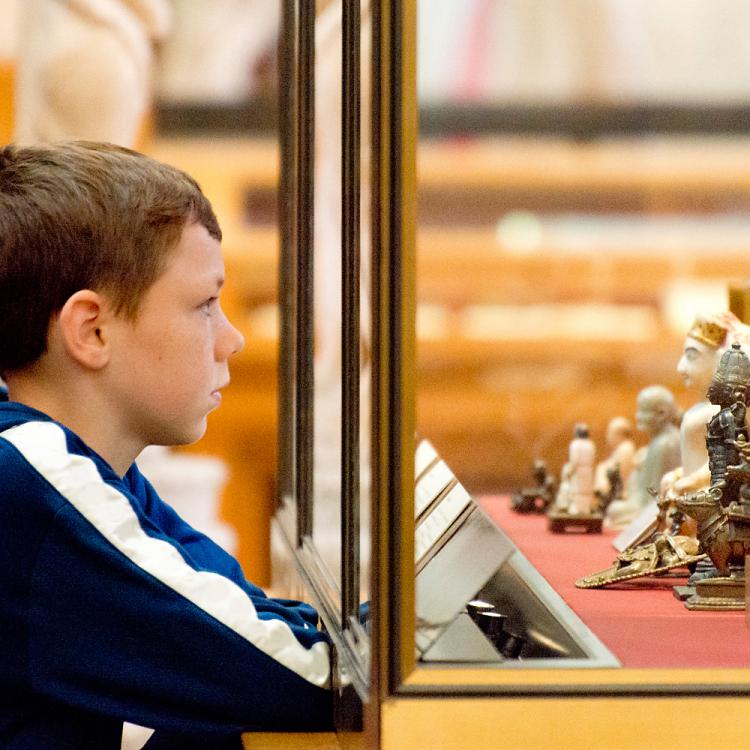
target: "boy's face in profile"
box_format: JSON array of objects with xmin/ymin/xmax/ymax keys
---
[{"xmin": 103, "ymin": 221, "xmax": 244, "ymax": 450}]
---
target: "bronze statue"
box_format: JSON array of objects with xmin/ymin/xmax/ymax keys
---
[
  {"xmin": 511, "ymin": 459, "xmax": 556, "ymax": 514},
  {"xmin": 675, "ymin": 343, "xmax": 750, "ymax": 609},
  {"xmin": 704, "ymin": 343, "xmax": 750, "ymax": 506}
]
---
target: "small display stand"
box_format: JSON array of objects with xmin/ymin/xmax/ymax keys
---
[
  {"xmin": 547, "ymin": 509, "xmax": 603, "ymax": 534},
  {"xmin": 684, "ymin": 505, "xmax": 750, "ymax": 611},
  {"xmin": 686, "ymin": 575, "xmax": 745, "ymax": 610},
  {"xmin": 414, "ymin": 440, "xmax": 617, "ymax": 667}
]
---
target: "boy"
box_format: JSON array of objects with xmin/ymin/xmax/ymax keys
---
[{"xmin": 0, "ymin": 142, "xmax": 331, "ymax": 748}]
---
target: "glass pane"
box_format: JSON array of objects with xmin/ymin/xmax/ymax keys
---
[
  {"xmin": 359, "ymin": 0, "xmax": 373, "ymax": 603},
  {"xmin": 278, "ymin": 0, "xmax": 298, "ymax": 526},
  {"xmin": 415, "ymin": 0, "xmax": 750, "ymax": 672},
  {"xmin": 312, "ymin": 0, "xmax": 344, "ymax": 584}
]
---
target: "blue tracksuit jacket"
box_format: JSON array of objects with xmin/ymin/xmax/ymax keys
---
[{"xmin": 0, "ymin": 401, "xmax": 332, "ymax": 748}]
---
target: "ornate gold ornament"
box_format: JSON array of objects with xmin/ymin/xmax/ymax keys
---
[
  {"xmin": 575, "ymin": 534, "xmax": 705, "ymax": 589},
  {"xmin": 687, "ymin": 315, "xmax": 730, "ymax": 349}
]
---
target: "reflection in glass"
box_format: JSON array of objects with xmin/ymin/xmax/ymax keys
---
[
  {"xmin": 312, "ymin": 0, "xmax": 344, "ymax": 583},
  {"xmin": 418, "ymin": 0, "xmax": 750, "ymax": 106},
  {"xmin": 358, "ymin": 0, "xmax": 373, "ymax": 603}
]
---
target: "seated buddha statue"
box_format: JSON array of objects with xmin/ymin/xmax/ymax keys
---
[{"xmin": 604, "ymin": 385, "xmax": 681, "ymax": 530}]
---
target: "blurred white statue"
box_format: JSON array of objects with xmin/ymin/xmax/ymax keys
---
[
  {"xmin": 418, "ymin": 0, "xmax": 750, "ymax": 106},
  {"xmin": 156, "ymin": 0, "xmax": 280, "ymax": 104},
  {"xmin": 14, "ymin": 0, "xmax": 171, "ymax": 147}
]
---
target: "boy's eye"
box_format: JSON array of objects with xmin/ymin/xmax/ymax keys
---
[{"xmin": 200, "ymin": 297, "xmax": 218, "ymax": 316}]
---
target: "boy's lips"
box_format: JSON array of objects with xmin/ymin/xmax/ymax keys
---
[{"xmin": 210, "ymin": 382, "xmax": 229, "ymax": 403}]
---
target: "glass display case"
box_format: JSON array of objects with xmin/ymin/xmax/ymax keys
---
[{"xmin": 272, "ymin": 1, "xmax": 750, "ymax": 747}]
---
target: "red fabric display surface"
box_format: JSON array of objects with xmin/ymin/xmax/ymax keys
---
[{"xmin": 479, "ymin": 496, "xmax": 750, "ymax": 668}]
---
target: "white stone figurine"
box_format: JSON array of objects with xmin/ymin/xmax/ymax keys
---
[
  {"xmin": 660, "ymin": 312, "xmax": 750, "ymax": 506},
  {"xmin": 555, "ymin": 423, "xmax": 596, "ymax": 516}
]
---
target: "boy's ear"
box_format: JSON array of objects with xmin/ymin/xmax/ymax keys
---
[{"xmin": 57, "ymin": 290, "xmax": 112, "ymax": 370}]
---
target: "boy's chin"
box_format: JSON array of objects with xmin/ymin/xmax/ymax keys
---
[
  {"xmin": 155, "ymin": 419, "xmax": 209, "ymax": 448},
  {"xmin": 183, "ymin": 422, "xmax": 209, "ymax": 446}
]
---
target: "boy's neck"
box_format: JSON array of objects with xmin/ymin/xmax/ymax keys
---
[{"xmin": 5, "ymin": 372, "xmax": 142, "ymax": 477}]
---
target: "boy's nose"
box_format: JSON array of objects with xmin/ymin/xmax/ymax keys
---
[
  {"xmin": 216, "ymin": 307, "xmax": 245, "ymax": 359},
  {"xmin": 224, "ymin": 312, "xmax": 245, "ymax": 356},
  {"xmin": 230, "ymin": 322, "xmax": 245, "ymax": 356}
]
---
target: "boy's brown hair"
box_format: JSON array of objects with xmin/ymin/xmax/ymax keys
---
[{"xmin": 0, "ymin": 140, "xmax": 221, "ymax": 375}]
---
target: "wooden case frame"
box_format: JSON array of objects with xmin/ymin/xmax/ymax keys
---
[{"xmin": 276, "ymin": 1, "xmax": 750, "ymax": 747}]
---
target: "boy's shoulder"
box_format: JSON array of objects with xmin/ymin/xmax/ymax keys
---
[
  {"xmin": 0, "ymin": 422, "xmax": 73, "ymax": 559},
  {"xmin": 0, "ymin": 413, "xmax": 69, "ymax": 505},
  {"xmin": 0, "ymin": 404, "xmax": 98, "ymax": 518}
]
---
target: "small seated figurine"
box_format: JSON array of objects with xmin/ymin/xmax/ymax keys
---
[
  {"xmin": 596, "ymin": 464, "xmax": 624, "ymax": 512},
  {"xmin": 604, "ymin": 386, "xmax": 681, "ymax": 530},
  {"xmin": 510, "ymin": 459, "xmax": 556, "ymax": 514},
  {"xmin": 594, "ymin": 417, "xmax": 635, "ymax": 507}
]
